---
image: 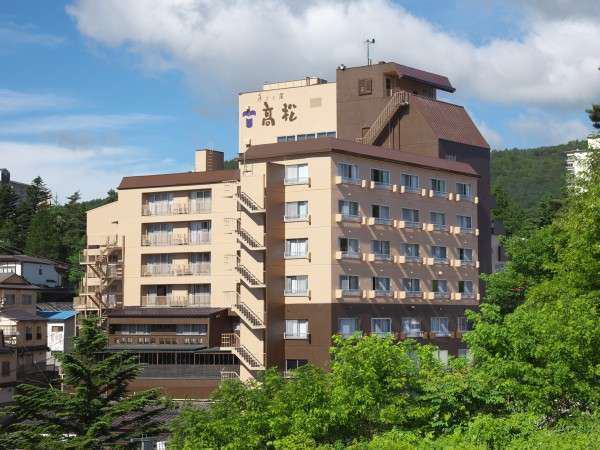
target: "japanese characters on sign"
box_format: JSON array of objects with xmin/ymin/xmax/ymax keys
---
[{"xmin": 242, "ymin": 92, "xmax": 300, "ymax": 129}]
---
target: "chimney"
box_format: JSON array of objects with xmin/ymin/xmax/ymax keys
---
[
  {"xmin": 195, "ymin": 149, "xmax": 224, "ymax": 172},
  {"xmin": 0, "ymin": 169, "xmax": 9, "ymax": 184}
]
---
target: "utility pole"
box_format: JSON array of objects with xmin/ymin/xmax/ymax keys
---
[{"xmin": 365, "ymin": 38, "xmax": 375, "ymax": 65}]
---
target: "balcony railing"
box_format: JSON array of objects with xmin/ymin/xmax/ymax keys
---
[
  {"xmin": 284, "ymin": 332, "xmax": 310, "ymax": 340},
  {"xmin": 284, "ymin": 214, "xmax": 310, "ymax": 222},
  {"xmin": 341, "ymin": 288, "xmax": 361, "ymax": 296},
  {"xmin": 284, "ymin": 289, "xmax": 309, "ymax": 297},
  {"xmin": 340, "ymin": 250, "xmax": 361, "ymax": 259},
  {"xmin": 403, "ymin": 185, "xmax": 420, "ymax": 194},
  {"xmin": 374, "ymin": 253, "xmax": 392, "ymax": 261},
  {"xmin": 403, "ymin": 255, "xmax": 421, "ymax": 263},
  {"xmin": 373, "ymin": 217, "xmax": 393, "ymax": 225},
  {"xmin": 109, "ymin": 333, "xmax": 208, "ymax": 346},
  {"xmin": 141, "ymin": 294, "xmax": 211, "ymax": 307},
  {"xmin": 432, "ymin": 223, "xmax": 448, "ymax": 231},
  {"xmin": 459, "ymin": 292, "xmax": 476, "ymax": 299},
  {"xmin": 141, "ymin": 263, "xmax": 211, "ymax": 276},
  {"xmin": 142, "ymin": 202, "xmax": 212, "ymax": 216},
  {"xmin": 434, "ymin": 291, "xmax": 451, "ymax": 299},
  {"xmin": 339, "ymin": 176, "xmax": 361, "ymax": 185},
  {"xmin": 432, "ymin": 190, "xmax": 447, "ymax": 198},
  {"xmin": 284, "ymin": 250, "xmax": 309, "ymax": 259},
  {"xmin": 403, "ymin": 221, "xmax": 421, "ymax": 229},
  {"xmin": 284, "ymin": 177, "xmax": 310, "ymax": 186},
  {"xmin": 141, "ymin": 232, "xmax": 211, "ymax": 246},
  {"xmin": 404, "ymin": 290, "xmax": 422, "ymax": 298}
]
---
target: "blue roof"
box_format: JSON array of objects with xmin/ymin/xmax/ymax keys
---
[{"xmin": 37, "ymin": 310, "xmax": 77, "ymax": 321}]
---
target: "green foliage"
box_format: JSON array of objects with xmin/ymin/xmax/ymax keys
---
[
  {"xmin": 586, "ymin": 104, "xmax": 600, "ymax": 129},
  {"xmin": 490, "ymin": 140, "xmax": 587, "ymax": 233},
  {"xmin": 223, "ymin": 158, "xmax": 238, "ymax": 170},
  {"xmin": 0, "ymin": 317, "xmax": 171, "ymax": 449}
]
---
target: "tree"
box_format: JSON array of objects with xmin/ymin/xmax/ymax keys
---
[
  {"xmin": 0, "ymin": 317, "xmax": 171, "ymax": 449},
  {"xmin": 14, "ymin": 176, "xmax": 52, "ymax": 250},
  {"xmin": 586, "ymin": 104, "xmax": 600, "ymax": 129},
  {"xmin": 24, "ymin": 206, "xmax": 62, "ymax": 260},
  {"xmin": 491, "ymin": 185, "xmax": 530, "ymax": 236},
  {"xmin": 0, "ymin": 183, "xmax": 19, "ymax": 248}
]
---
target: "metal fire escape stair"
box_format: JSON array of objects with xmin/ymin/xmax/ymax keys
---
[
  {"xmin": 357, "ymin": 90, "xmax": 410, "ymax": 145},
  {"xmin": 221, "ymin": 334, "xmax": 265, "ymax": 370},
  {"xmin": 231, "ymin": 300, "xmax": 265, "ymax": 330},
  {"xmin": 236, "ymin": 260, "xmax": 266, "ymax": 288},
  {"xmin": 235, "ymin": 223, "xmax": 266, "ymax": 250},
  {"xmin": 235, "ymin": 189, "xmax": 265, "ymax": 213},
  {"xmin": 80, "ymin": 238, "xmax": 123, "ymax": 313}
]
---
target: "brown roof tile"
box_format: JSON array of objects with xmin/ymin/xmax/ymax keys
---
[
  {"xmin": 244, "ymin": 138, "xmax": 479, "ymax": 177},
  {"xmin": 392, "ymin": 63, "xmax": 455, "ymax": 93},
  {"xmin": 411, "ymin": 96, "xmax": 489, "ymax": 149},
  {"xmin": 117, "ymin": 169, "xmax": 239, "ymax": 190}
]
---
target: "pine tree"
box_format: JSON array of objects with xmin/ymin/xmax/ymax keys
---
[
  {"xmin": 14, "ymin": 176, "xmax": 52, "ymax": 250},
  {"xmin": 24, "ymin": 206, "xmax": 62, "ymax": 260},
  {"xmin": 0, "ymin": 183, "xmax": 19, "ymax": 248},
  {"xmin": 0, "ymin": 317, "xmax": 171, "ymax": 449},
  {"xmin": 586, "ymin": 104, "xmax": 600, "ymax": 129}
]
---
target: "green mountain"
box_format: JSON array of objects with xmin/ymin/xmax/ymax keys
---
[{"xmin": 491, "ymin": 140, "xmax": 587, "ymax": 212}]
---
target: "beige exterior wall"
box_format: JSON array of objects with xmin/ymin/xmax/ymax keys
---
[{"xmin": 239, "ymin": 82, "xmax": 337, "ymax": 152}]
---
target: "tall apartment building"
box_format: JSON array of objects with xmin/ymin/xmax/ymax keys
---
[{"xmin": 77, "ymin": 61, "xmax": 490, "ymax": 398}]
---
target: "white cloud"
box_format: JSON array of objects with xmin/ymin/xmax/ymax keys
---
[
  {"xmin": 66, "ymin": 0, "xmax": 600, "ymax": 108},
  {"xmin": 475, "ymin": 121, "xmax": 503, "ymax": 149},
  {"xmin": 0, "ymin": 22, "xmax": 64, "ymax": 47},
  {"xmin": 508, "ymin": 113, "xmax": 591, "ymax": 146},
  {"xmin": 0, "ymin": 141, "xmax": 186, "ymax": 201},
  {"xmin": 0, "ymin": 113, "xmax": 168, "ymax": 135},
  {"xmin": 0, "ymin": 89, "xmax": 76, "ymax": 114}
]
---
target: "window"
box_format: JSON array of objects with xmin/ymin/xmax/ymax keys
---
[
  {"xmin": 458, "ymin": 280, "xmax": 473, "ymax": 294},
  {"xmin": 189, "ymin": 190, "xmax": 211, "ymax": 213},
  {"xmin": 371, "ymin": 168, "xmax": 390, "ymax": 186},
  {"xmin": 51, "ymin": 325, "xmax": 63, "ymax": 333},
  {"xmin": 285, "ymin": 164, "xmax": 309, "ymax": 185},
  {"xmin": 401, "ymin": 318, "xmax": 422, "ymax": 337},
  {"xmin": 118, "ymin": 324, "xmax": 151, "ymax": 335},
  {"xmin": 402, "ymin": 208, "xmax": 420, "ymax": 227},
  {"xmin": 457, "ymin": 215, "xmax": 473, "ymax": 230},
  {"xmin": 144, "ymin": 223, "xmax": 173, "ymax": 246},
  {"xmin": 430, "ymin": 178, "xmax": 447, "ymax": 196},
  {"xmin": 1, "ymin": 361, "xmax": 9, "ymax": 377},
  {"xmin": 285, "ymin": 238, "xmax": 308, "ymax": 258},
  {"xmin": 4, "ymin": 294, "xmax": 15, "ymax": 305},
  {"xmin": 340, "ymin": 275, "xmax": 360, "ymax": 293},
  {"xmin": 285, "ymin": 201, "xmax": 309, "ymax": 220},
  {"xmin": 459, "ymin": 248, "xmax": 473, "ymax": 261},
  {"xmin": 371, "ymin": 318, "xmax": 392, "ymax": 337},
  {"xmin": 401, "ymin": 173, "xmax": 419, "ymax": 192},
  {"xmin": 339, "ymin": 238, "xmax": 359, "ymax": 257},
  {"xmin": 36, "ymin": 326, "xmax": 42, "ymax": 340},
  {"xmin": 144, "ymin": 192, "xmax": 173, "ymax": 216},
  {"xmin": 371, "ymin": 204, "xmax": 391, "ymax": 225},
  {"xmin": 0, "ymin": 263, "xmax": 18, "ymax": 273},
  {"xmin": 338, "ymin": 318, "xmax": 360, "ymax": 337},
  {"xmin": 338, "ymin": 200, "xmax": 359, "ymax": 218},
  {"xmin": 400, "ymin": 243, "xmax": 420, "ymax": 261},
  {"xmin": 286, "ymin": 359, "xmax": 308, "ymax": 371},
  {"xmin": 326, "ymin": 131, "xmax": 336, "ymax": 137},
  {"xmin": 432, "ymin": 279, "xmax": 448, "ymax": 293},
  {"xmin": 372, "ymin": 277, "xmax": 391, "ymax": 293},
  {"xmin": 456, "ymin": 182, "xmax": 472, "ymax": 199},
  {"xmin": 431, "ymin": 317, "xmax": 450, "ymax": 336},
  {"xmin": 459, "ymin": 281, "xmax": 474, "ymax": 296},
  {"xmin": 337, "ymin": 162, "xmax": 359, "ymax": 181},
  {"xmin": 22, "ymin": 294, "xmax": 32, "ymax": 305},
  {"xmin": 458, "ymin": 317, "xmax": 470, "ymax": 332},
  {"xmin": 277, "ymin": 136, "xmax": 286, "ymax": 142},
  {"xmin": 190, "ymin": 221, "xmax": 211, "ymax": 244},
  {"xmin": 372, "ymin": 240, "xmax": 391, "ymax": 259},
  {"xmin": 176, "ymin": 324, "xmax": 208, "ymax": 335},
  {"xmin": 25, "ymin": 326, "xmax": 32, "ymax": 341},
  {"xmin": 285, "ymin": 320, "xmax": 309, "ymax": 339},
  {"xmin": 285, "ymin": 276, "xmax": 309, "ymax": 296},
  {"xmin": 431, "ymin": 245, "xmax": 447, "ymax": 262},
  {"xmin": 430, "ymin": 212, "xmax": 446, "ymax": 230},
  {"xmin": 403, "ymin": 278, "xmax": 421, "ymax": 293},
  {"xmin": 358, "ymin": 78, "xmax": 373, "ymax": 95}
]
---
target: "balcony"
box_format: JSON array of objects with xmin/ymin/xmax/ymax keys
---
[
  {"xmin": 399, "ymin": 331, "xmax": 426, "ymax": 339},
  {"xmin": 433, "ymin": 257, "xmax": 449, "ymax": 265},
  {"xmin": 284, "ymin": 214, "xmax": 310, "ymax": 223},
  {"xmin": 284, "ymin": 289, "xmax": 310, "ymax": 297},
  {"xmin": 284, "ymin": 332, "xmax": 310, "ymax": 340},
  {"xmin": 404, "ymin": 290, "xmax": 422, "ymax": 299},
  {"xmin": 335, "ymin": 176, "xmax": 361, "ymax": 186},
  {"xmin": 336, "ymin": 250, "xmax": 361, "ymax": 260},
  {"xmin": 403, "ymin": 255, "xmax": 421, "ymax": 263},
  {"xmin": 141, "ymin": 263, "xmax": 211, "ymax": 277},
  {"xmin": 140, "ymin": 294, "xmax": 211, "ymax": 307},
  {"xmin": 372, "ymin": 217, "xmax": 393, "ymax": 226},
  {"xmin": 374, "ymin": 253, "xmax": 392, "ymax": 261},
  {"xmin": 433, "ymin": 291, "xmax": 451, "ymax": 300},
  {"xmin": 142, "ymin": 202, "xmax": 211, "ymax": 217},
  {"xmin": 401, "ymin": 221, "xmax": 421, "ymax": 229},
  {"xmin": 458, "ymin": 292, "xmax": 476, "ymax": 300},
  {"xmin": 432, "ymin": 223, "xmax": 448, "ymax": 232},
  {"xmin": 109, "ymin": 333, "xmax": 208, "ymax": 347},
  {"xmin": 335, "ymin": 213, "xmax": 362, "ymax": 223},
  {"xmin": 141, "ymin": 232, "xmax": 211, "ymax": 247},
  {"xmin": 402, "ymin": 185, "xmax": 420, "ymax": 194},
  {"xmin": 432, "ymin": 190, "xmax": 447, "ymax": 199},
  {"xmin": 284, "ymin": 251, "xmax": 309, "ymax": 260},
  {"xmin": 336, "ymin": 288, "xmax": 361, "ymax": 298},
  {"xmin": 373, "ymin": 182, "xmax": 392, "ymax": 190}
]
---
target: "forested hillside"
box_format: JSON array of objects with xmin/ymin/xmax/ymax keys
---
[{"xmin": 490, "ymin": 140, "xmax": 587, "ymax": 211}]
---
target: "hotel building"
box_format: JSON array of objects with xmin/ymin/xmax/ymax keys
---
[{"xmin": 76, "ymin": 61, "xmax": 490, "ymax": 398}]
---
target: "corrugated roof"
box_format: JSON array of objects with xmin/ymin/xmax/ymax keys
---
[
  {"xmin": 118, "ymin": 169, "xmax": 239, "ymax": 190},
  {"xmin": 392, "ymin": 63, "xmax": 455, "ymax": 93},
  {"xmin": 107, "ymin": 307, "xmax": 227, "ymax": 318},
  {"xmin": 36, "ymin": 302, "xmax": 75, "ymax": 312},
  {"xmin": 37, "ymin": 311, "xmax": 77, "ymax": 321},
  {"xmin": 410, "ymin": 96, "xmax": 489, "ymax": 149},
  {"xmin": 244, "ymin": 138, "xmax": 479, "ymax": 177}
]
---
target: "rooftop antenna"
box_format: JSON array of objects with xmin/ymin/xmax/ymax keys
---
[{"xmin": 365, "ymin": 38, "xmax": 375, "ymax": 65}]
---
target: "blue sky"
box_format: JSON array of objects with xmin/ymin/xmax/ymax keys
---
[{"xmin": 1, "ymin": 0, "xmax": 598, "ymax": 200}]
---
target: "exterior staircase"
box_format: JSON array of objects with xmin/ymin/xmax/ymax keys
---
[
  {"xmin": 236, "ymin": 258, "xmax": 265, "ymax": 287},
  {"xmin": 231, "ymin": 300, "xmax": 265, "ymax": 329},
  {"xmin": 357, "ymin": 90, "xmax": 410, "ymax": 145},
  {"xmin": 235, "ymin": 223, "xmax": 266, "ymax": 250},
  {"xmin": 235, "ymin": 189, "xmax": 265, "ymax": 213},
  {"xmin": 221, "ymin": 333, "xmax": 265, "ymax": 370}
]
